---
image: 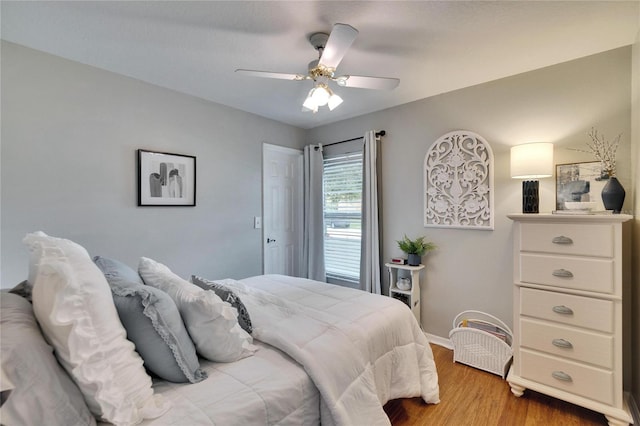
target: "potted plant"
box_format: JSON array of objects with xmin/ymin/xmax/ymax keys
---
[{"xmin": 397, "ymin": 235, "xmax": 436, "ymax": 266}]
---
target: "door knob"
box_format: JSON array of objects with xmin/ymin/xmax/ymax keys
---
[{"xmin": 267, "ymin": 238, "xmax": 276, "ymax": 243}]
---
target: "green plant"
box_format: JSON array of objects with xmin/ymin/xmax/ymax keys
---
[{"xmin": 396, "ymin": 235, "xmax": 436, "ymax": 256}]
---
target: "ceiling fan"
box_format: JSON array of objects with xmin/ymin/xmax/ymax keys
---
[{"xmin": 235, "ymin": 23, "xmax": 400, "ymax": 113}]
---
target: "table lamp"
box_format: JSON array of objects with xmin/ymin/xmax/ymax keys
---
[{"xmin": 510, "ymin": 142, "xmax": 554, "ymax": 213}]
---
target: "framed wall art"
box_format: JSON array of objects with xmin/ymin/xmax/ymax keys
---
[
  {"xmin": 138, "ymin": 149, "xmax": 196, "ymax": 206},
  {"xmin": 555, "ymin": 161, "xmax": 606, "ymax": 211}
]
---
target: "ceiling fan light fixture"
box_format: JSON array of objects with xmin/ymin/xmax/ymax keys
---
[
  {"xmin": 328, "ymin": 93, "xmax": 343, "ymax": 111},
  {"xmin": 303, "ymin": 83, "xmax": 343, "ymax": 112},
  {"xmin": 302, "ymin": 88, "xmax": 319, "ymax": 112},
  {"xmin": 302, "ymin": 103, "xmax": 318, "ymax": 113},
  {"xmin": 311, "ymin": 83, "xmax": 331, "ymax": 106},
  {"xmin": 238, "ymin": 23, "xmax": 400, "ymax": 115}
]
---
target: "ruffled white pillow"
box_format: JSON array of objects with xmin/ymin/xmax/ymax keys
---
[
  {"xmin": 138, "ymin": 257, "xmax": 257, "ymax": 362},
  {"xmin": 24, "ymin": 232, "xmax": 170, "ymax": 426}
]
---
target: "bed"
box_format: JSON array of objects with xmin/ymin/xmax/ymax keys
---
[
  {"xmin": 133, "ymin": 341, "xmax": 320, "ymax": 425},
  {"xmin": 1, "ymin": 232, "xmax": 440, "ymax": 426}
]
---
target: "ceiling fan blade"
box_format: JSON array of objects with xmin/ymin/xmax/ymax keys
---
[
  {"xmin": 318, "ymin": 23, "xmax": 358, "ymax": 70},
  {"xmin": 335, "ymin": 75, "xmax": 400, "ymax": 90},
  {"xmin": 235, "ymin": 69, "xmax": 306, "ymax": 81}
]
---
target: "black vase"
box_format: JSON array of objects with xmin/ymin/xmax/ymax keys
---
[
  {"xmin": 407, "ymin": 253, "xmax": 421, "ymax": 266},
  {"xmin": 601, "ymin": 177, "xmax": 625, "ymax": 213}
]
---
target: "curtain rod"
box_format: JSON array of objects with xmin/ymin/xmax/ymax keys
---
[{"xmin": 320, "ymin": 130, "xmax": 386, "ymax": 149}]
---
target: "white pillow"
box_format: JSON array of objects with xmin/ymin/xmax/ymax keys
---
[
  {"xmin": 23, "ymin": 232, "xmax": 170, "ymax": 425},
  {"xmin": 138, "ymin": 257, "xmax": 257, "ymax": 362}
]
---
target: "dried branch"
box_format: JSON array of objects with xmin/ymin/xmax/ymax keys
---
[{"xmin": 585, "ymin": 127, "xmax": 620, "ymax": 177}]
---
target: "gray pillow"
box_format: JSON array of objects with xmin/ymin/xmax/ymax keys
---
[
  {"xmin": 93, "ymin": 256, "xmax": 206, "ymax": 384},
  {"xmin": 191, "ymin": 275, "xmax": 253, "ymax": 334},
  {"xmin": 0, "ymin": 292, "xmax": 97, "ymax": 426}
]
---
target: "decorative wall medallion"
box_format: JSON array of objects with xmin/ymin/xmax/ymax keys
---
[{"xmin": 424, "ymin": 130, "xmax": 494, "ymax": 230}]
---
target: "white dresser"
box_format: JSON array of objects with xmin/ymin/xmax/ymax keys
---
[{"xmin": 507, "ymin": 213, "xmax": 633, "ymax": 426}]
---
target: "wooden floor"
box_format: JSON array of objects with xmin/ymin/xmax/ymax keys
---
[{"xmin": 384, "ymin": 344, "xmax": 608, "ymax": 425}]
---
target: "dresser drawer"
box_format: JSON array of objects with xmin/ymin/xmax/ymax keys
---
[
  {"xmin": 520, "ymin": 223, "xmax": 613, "ymax": 257},
  {"xmin": 520, "ymin": 288, "xmax": 614, "ymax": 333},
  {"xmin": 520, "ymin": 253, "xmax": 614, "ymax": 293},
  {"xmin": 520, "ymin": 349, "xmax": 613, "ymax": 405},
  {"xmin": 520, "ymin": 318, "xmax": 613, "ymax": 368}
]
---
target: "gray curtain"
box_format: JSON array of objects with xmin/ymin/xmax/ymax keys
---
[
  {"xmin": 360, "ymin": 131, "xmax": 381, "ymax": 294},
  {"xmin": 302, "ymin": 144, "xmax": 326, "ymax": 282}
]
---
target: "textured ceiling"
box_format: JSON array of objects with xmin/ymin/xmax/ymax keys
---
[{"xmin": 2, "ymin": 1, "xmax": 638, "ymax": 129}]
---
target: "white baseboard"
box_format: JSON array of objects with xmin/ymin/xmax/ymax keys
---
[
  {"xmin": 425, "ymin": 332, "xmax": 453, "ymax": 350},
  {"xmin": 627, "ymin": 392, "xmax": 640, "ymax": 425}
]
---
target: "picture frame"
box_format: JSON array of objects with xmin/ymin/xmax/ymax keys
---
[
  {"xmin": 138, "ymin": 149, "xmax": 196, "ymax": 206},
  {"xmin": 555, "ymin": 161, "xmax": 606, "ymax": 211}
]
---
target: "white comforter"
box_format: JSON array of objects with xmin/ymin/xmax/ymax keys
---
[
  {"xmin": 129, "ymin": 274, "xmax": 439, "ymax": 426},
  {"xmin": 140, "ymin": 341, "xmax": 319, "ymax": 425},
  {"xmin": 229, "ymin": 274, "xmax": 440, "ymax": 426}
]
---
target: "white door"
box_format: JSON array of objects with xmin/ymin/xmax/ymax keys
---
[{"xmin": 262, "ymin": 144, "xmax": 303, "ymax": 276}]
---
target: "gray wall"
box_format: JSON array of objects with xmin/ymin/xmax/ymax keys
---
[
  {"xmin": 306, "ymin": 47, "xmax": 633, "ymax": 343},
  {"xmin": 0, "ymin": 41, "xmax": 306, "ymax": 285}
]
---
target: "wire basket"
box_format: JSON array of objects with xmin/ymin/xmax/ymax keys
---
[{"xmin": 449, "ymin": 310, "xmax": 513, "ymax": 379}]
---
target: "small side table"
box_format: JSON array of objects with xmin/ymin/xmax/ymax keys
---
[{"xmin": 384, "ymin": 263, "xmax": 425, "ymax": 323}]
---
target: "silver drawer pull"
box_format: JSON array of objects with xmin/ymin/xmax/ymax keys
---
[
  {"xmin": 552, "ymin": 305, "xmax": 574, "ymax": 315},
  {"xmin": 552, "ymin": 236, "xmax": 573, "ymax": 245},
  {"xmin": 552, "ymin": 268, "xmax": 574, "ymax": 278},
  {"xmin": 552, "ymin": 371, "xmax": 573, "ymax": 382},
  {"xmin": 552, "ymin": 338, "xmax": 573, "ymax": 349}
]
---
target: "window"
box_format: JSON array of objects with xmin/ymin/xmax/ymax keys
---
[{"xmin": 323, "ymin": 152, "xmax": 362, "ymax": 282}]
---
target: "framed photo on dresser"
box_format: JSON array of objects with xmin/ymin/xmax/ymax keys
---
[{"xmin": 555, "ymin": 161, "xmax": 606, "ymax": 211}]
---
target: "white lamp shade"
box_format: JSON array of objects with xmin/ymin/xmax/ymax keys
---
[
  {"xmin": 510, "ymin": 142, "xmax": 554, "ymax": 179},
  {"xmin": 302, "ymin": 88, "xmax": 318, "ymax": 112},
  {"xmin": 327, "ymin": 93, "xmax": 343, "ymax": 110},
  {"xmin": 311, "ymin": 85, "xmax": 330, "ymax": 106}
]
